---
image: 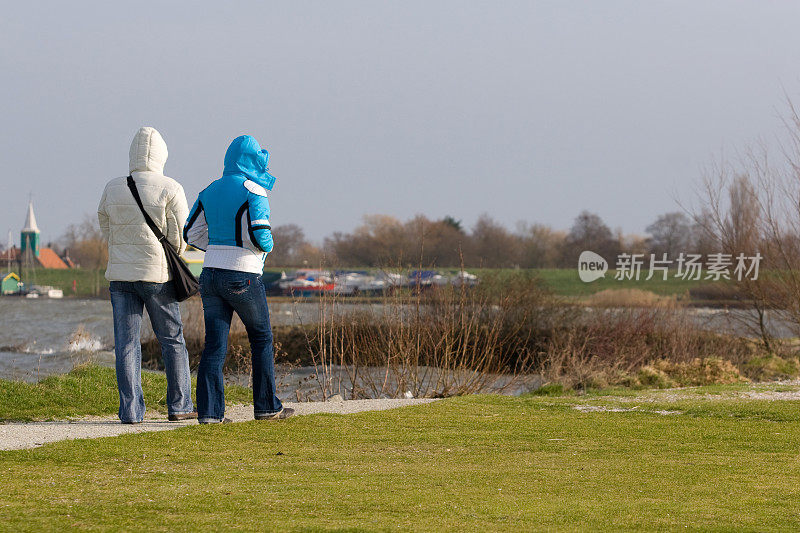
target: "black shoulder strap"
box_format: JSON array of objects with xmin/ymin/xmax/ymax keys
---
[{"xmin": 126, "ymin": 175, "xmax": 166, "ymax": 242}]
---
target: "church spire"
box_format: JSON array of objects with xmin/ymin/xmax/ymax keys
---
[
  {"xmin": 22, "ymin": 199, "xmax": 39, "ymax": 233},
  {"xmin": 21, "ymin": 199, "xmax": 40, "ymax": 258}
]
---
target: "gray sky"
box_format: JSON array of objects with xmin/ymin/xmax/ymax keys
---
[{"xmin": 2, "ymin": 1, "xmax": 800, "ymax": 245}]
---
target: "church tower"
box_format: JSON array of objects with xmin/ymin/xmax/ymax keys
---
[{"xmin": 20, "ymin": 200, "xmax": 40, "ymax": 258}]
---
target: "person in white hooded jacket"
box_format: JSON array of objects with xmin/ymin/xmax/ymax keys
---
[{"xmin": 97, "ymin": 127, "xmax": 196, "ymax": 424}]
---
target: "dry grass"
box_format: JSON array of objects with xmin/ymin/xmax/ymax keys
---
[
  {"xmin": 542, "ymin": 307, "xmax": 756, "ymax": 390},
  {"xmin": 140, "ymin": 271, "xmax": 786, "ymax": 399},
  {"xmin": 584, "ymin": 288, "xmax": 681, "ymax": 308},
  {"xmin": 635, "ymin": 358, "xmax": 748, "ymax": 388},
  {"xmin": 299, "ymin": 272, "xmax": 770, "ymax": 398},
  {"xmin": 301, "ymin": 271, "xmax": 557, "ymax": 399}
]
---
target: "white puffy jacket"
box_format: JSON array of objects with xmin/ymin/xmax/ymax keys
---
[{"xmin": 98, "ymin": 127, "xmax": 189, "ymax": 283}]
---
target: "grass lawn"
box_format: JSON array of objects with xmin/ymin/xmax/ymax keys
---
[
  {"xmin": 1, "ymin": 379, "xmax": 799, "ymax": 530},
  {"xmin": 16, "ymin": 268, "xmax": 106, "ymax": 298},
  {"xmin": 0, "ymin": 365, "xmax": 252, "ymax": 421},
  {"xmin": 16, "ymin": 267, "xmax": 728, "ymax": 301},
  {"xmin": 507, "ymin": 268, "xmax": 725, "ymax": 298}
]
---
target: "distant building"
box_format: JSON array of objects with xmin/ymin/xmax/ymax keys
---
[
  {"xmin": 183, "ymin": 247, "xmax": 205, "ymax": 276},
  {"xmin": 1, "ymin": 201, "xmax": 69, "ymax": 270},
  {"xmin": 1, "ymin": 272, "xmax": 21, "ymax": 294}
]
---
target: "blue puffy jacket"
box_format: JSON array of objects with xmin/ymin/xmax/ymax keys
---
[{"xmin": 184, "ymin": 135, "xmax": 277, "ymax": 273}]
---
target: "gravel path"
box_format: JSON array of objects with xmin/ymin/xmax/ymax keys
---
[
  {"xmin": 0, "ymin": 398, "xmax": 436, "ymax": 451},
  {"xmin": 602, "ymin": 380, "xmax": 800, "ymax": 404}
]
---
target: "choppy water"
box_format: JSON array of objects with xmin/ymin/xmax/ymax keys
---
[
  {"xmin": 0, "ymin": 298, "xmax": 369, "ymax": 382},
  {"xmin": 0, "ymin": 299, "xmax": 116, "ymax": 382},
  {"xmin": 1, "ymin": 297, "xmax": 798, "ymax": 383}
]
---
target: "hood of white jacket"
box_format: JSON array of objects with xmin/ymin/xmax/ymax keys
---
[{"xmin": 129, "ymin": 127, "xmax": 168, "ymax": 174}]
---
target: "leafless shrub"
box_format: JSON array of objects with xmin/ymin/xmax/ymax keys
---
[
  {"xmin": 687, "ymin": 99, "xmax": 800, "ymax": 353},
  {"xmin": 297, "ymin": 269, "xmax": 760, "ymax": 398},
  {"xmin": 296, "ymin": 270, "xmax": 559, "ymax": 400},
  {"xmin": 145, "ymin": 273, "xmax": 773, "ymax": 399},
  {"xmin": 543, "ymin": 307, "xmax": 755, "ymax": 390},
  {"xmin": 61, "ymin": 214, "xmax": 108, "ymax": 296}
]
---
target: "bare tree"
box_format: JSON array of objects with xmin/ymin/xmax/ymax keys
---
[
  {"xmin": 690, "ymin": 100, "xmax": 800, "ymax": 352},
  {"xmin": 267, "ymin": 224, "xmax": 321, "ymax": 267},
  {"xmin": 61, "ymin": 214, "xmax": 108, "ymax": 295},
  {"xmin": 646, "ymin": 212, "xmax": 693, "ymax": 257},
  {"xmin": 562, "ymin": 211, "xmax": 620, "ymax": 266},
  {"xmin": 467, "ymin": 214, "xmax": 521, "ymax": 268},
  {"xmin": 516, "ymin": 223, "xmax": 565, "ymax": 268},
  {"xmin": 689, "ymin": 208, "xmax": 720, "ymax": 256},
  {"xmin": 405, "ymin": 215, "xmax": 466, "ymax": 267},
  {"xmin": 325, "ymin": 215, "xmax": 410, "ymax": 267}
]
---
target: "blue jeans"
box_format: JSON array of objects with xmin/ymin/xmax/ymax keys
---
[
  {"xmin": 109, "ymin": 281, "xmax": 194, "ymax": 423},
  {"xmin": 197, "ymin": 268, "xmax": 282, "ymax": 421}
]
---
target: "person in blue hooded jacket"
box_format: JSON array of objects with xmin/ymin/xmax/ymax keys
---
[{"xmin": 184, "ymin": 135, "xmax": 293, "ymax": 423}]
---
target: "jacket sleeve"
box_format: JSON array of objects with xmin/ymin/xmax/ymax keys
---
[
  {"xmin": 166, "ymin": 184, "xmax": 189, "ymax": 255},
  {"xmin": 184, "ymin": 195, "xmax": 209, "ymax": 251},
  {"xmin": 247, "ymin": 192, "xmax": 273, "ymax": 255},
  {"xmin": 97, "ymin": 186, "xmax": 109, "ymax": 241}
]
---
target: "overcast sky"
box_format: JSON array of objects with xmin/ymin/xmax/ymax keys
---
[{"xmin": 2, "ymin": 1, "xmax": 800, "ymax": 245}]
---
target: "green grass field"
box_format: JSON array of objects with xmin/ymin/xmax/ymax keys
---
[
  {"xmin": 14, "ymin": 267, "xmax": 106, "ymax": 297},
  {"xmin": 6, "ymin": 267, "xmax": 730, "ymax": 301},
  {"xmin": 531, "ymin": 268, "xmax": 716, "ymax": 297},
  {"xmin": 469, "ymin": 268, "xmax": 727, "ymax": 298},
  {"xmin": 0, "ymin": 365, "xmax": 252, "ymax": 421},
  {"xmin": 1, "ymin": 369, "xmax": 798, "ymax": 531}
]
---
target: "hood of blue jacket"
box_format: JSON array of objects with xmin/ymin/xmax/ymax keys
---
[{"xmin": 222, "ymin": 135, "xmax": 277, "ymax": 190}]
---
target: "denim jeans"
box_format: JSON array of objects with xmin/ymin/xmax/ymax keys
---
[
  {"xmin": 197, "ymin": 268, "xmax": 282, "ymax": 421},
  {"xmin": 109, "ymin": 281, "xmax": 194, "ymax": 423}
]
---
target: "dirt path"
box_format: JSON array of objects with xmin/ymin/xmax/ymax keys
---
[{"xmin": 0, "ymin": 398, "xmax": 436, "ymax": 451}]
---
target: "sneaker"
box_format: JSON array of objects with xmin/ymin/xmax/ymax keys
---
[
  {"xmin": 168, "ymin": 411, "xmax": 198, "ymax": 422},
  {"xmin": 121, "ymin": 420, "xmax": 142, "ymax": 425},
  {"xmin": 254, "ymin": 407, "xmax": 295, "ymax": 421},
  {"xmin": 198, "ymin": 417, "xmax": 232, "ymax": 424}
]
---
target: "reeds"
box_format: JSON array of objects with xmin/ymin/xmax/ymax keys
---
[
  {"xmin": 543, "ymin": 307, "xmax": 754, "ymax": 390},
  {"xmin": 141, "ymin": 270, "xmax": 776, "ymax": 399},
  {"xmin": 298, "ymin": 270, "xmax": 557, "ymax": 399}
]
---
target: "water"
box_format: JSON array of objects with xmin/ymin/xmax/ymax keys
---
[
  {"xmin": 2, "ymin": 298, "xmax": 797, "ymax": 383},
  {"xmin": 0, "ymin": 299, "xmax": 115, "ymax": 382},
  {"xmin": 0, "ymin": 298, "xmax": 372, "ymax": 382}
]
